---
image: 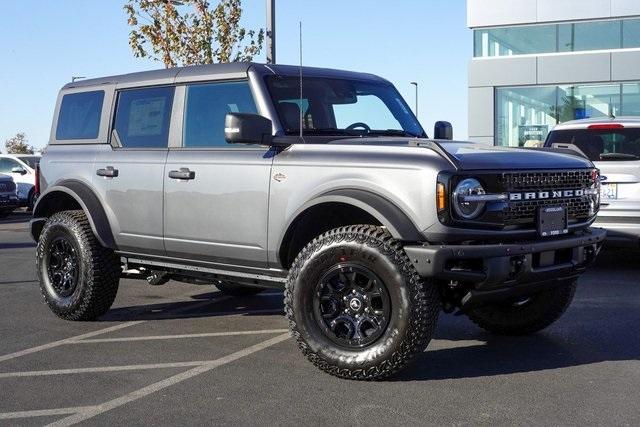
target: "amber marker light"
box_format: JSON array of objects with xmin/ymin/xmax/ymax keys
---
[{"xmin": 437, "ymin": 182, "xmax": 446, "ymax": 212}]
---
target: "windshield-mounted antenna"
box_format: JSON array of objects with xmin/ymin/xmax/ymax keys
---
[{"xmin": 299, "ymin": 21, "xmax": 304, "ymax": 140}]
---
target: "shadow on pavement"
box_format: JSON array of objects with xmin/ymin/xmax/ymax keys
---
[
  {"xmin": 0, "ymin": 242, "xmax": 36, "ymax": 249},
  {"xmin": 0, "ymin": 209, "xmax": 31, "ymax": 225},
  {"xmin": 99, "ymin": 290, "xmax": 284, "ymax": 322}
]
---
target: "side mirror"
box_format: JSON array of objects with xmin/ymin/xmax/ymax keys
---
[
  {"xmin": 224, "ymin": 113, "xmax": 273, "ymax": 145},
  {"xmin": 11, "ymin": 166, "xmax": 27, "ymax": 175},
  {"xmin": 434, "ymin": 121, "xmax": 453, "ymax": 140}
]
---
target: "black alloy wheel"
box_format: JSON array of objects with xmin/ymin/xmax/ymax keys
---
[
  {"xmin": 314, "ymin": 264, "xmax": 391, "ymax": 348},
  {"xmin": 46, "ymin": 236, "xmax": 80, "ymax": 298}
]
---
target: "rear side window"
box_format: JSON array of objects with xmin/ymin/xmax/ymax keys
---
[
  {"xmin": 113, "ymin": 87, "xmax": 174, "ymax": 148},
  {"xmin": 56, "ymin": 91, "xmax": 105, "ymax": 140},
  {"xmin": 183, "ymin": 81, "xmax": 257, "ymax": 147},
  {"xmin": 547, "ymin": 128, "xmax": 640, "ymax": 161}
]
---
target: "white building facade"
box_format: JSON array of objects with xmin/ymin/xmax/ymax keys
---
[{"xmin": 468, "ymin": 0, "xmax": 640, "ymax": 146}]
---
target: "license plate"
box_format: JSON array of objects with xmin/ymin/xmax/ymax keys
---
[
  {"xmin": 538, "ymin": 206, "xmax": 568, "ymax": 237},
  {"xmin": 600, "ymin": 183, "xmax": 618, "ymax": 200}
]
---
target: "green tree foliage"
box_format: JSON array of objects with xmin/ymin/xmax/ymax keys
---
[
  {"xmin": 124, "ymin": 0, "xmax": 264, "ymax": 68},
  {"xmin": 4, "ymin": 133, "xmax": 34, "ymax": 154}
]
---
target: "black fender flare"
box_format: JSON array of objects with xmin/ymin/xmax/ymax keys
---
[
  {"xmin": 278, "ymin": 188, "xmax": 424, "ymax": 252},
  {"xmin": 31, "ymin": 180, "xmax": 117, "ymax": 249}
]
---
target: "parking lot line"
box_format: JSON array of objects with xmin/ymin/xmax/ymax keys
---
[
  {"xmin": 0, "ymin": 406, "xmax": 95, "ymax": 420},
  {"xmin": 0, "ymin": 295, "xmax": 231, "ymax": 364},
  {"xmin": 75, "ymin": 328, "xmax": 289, "ymax": 343},
  {"xmin": 0, "ymin": 322, "xmax": 145, "ymax": 363},
  {"xmin": 46, "ymin": 333, "xmax": 291, "ymax": 427},
  {"xmin": 0, "ymin": 360, "xmax": 209, "ymax": 378}
]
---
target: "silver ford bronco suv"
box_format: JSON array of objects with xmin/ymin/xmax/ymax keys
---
[{"xmin": 32, "ymin": 63, "xmax": 605, "ymax": 380}]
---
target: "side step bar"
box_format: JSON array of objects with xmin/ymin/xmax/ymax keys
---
[{"xmin": 121, "ymin": 256, "xmax": 287, "ymax": 289}]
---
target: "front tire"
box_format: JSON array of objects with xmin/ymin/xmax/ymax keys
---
[
  {"xmin": 466, "ymin": 281, "xmax": 577, "ymax": 336},
  {"xmin": 36, "ymin": 210, "xmax": 121, "ymax": 321},
  {"xmin": 285, "ymin": 225, "xmax": 440, "ymax": 380}
]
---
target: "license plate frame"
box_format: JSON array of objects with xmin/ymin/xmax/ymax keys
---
[{"xmin": 537, "ymin": 206, "xmax": 568, "ymax": 237}]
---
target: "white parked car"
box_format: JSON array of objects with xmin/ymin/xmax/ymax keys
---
[
  {"xmin": 0, "ymin": 154, "xmax": 41, "ymax": 208},
  {"xmin": 545, "ymin": 117, "xmax": 640, "ymax": 247}
]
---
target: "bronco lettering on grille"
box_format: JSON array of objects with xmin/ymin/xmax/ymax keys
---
[{"xmin": 509, "ymin": 189, "xmax": 585, "ymax": 201}]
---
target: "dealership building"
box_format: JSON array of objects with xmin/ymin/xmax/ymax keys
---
[{"xmin": 468, "ymin": 0, "xmax": 640, "ymax": 147}]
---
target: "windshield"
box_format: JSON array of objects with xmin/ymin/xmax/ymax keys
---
[
  {"xmin": 265, "ymin": 76, "xmax": 425, "ymax": 138},
  {"xmin": 546, "ymin": 128, "xmax": 640, "ymax": 161},
  {"xmin": 17, "ymin": 156, "xmax": 40, "ymax": 169}
]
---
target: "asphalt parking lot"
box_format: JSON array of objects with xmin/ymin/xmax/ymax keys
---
[{"xmin": 0, "ymin": 210, "xmax": 639, "ymax": 426}]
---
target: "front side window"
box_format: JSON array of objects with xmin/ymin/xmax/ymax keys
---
[
  {"xmin": 266, "ymin": 76, "xmax": 425, "ymax": 138},
  {"xmin": 183, "ymin": 81, "xmax": 257, "ymax": 147},
  {"xmin": 113, "ymin": 87, "xmax": 174, "ymax": 148},
  {"xmin": 0, "ymin": 158, "xmax": 21, "ymax": 173},
  {"xmin": 56, "ymin": 91, "xmax": 104, "ymax": 140}
]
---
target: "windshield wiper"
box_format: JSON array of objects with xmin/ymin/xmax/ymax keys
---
[
  {"xmin": 599, "ymin": 153, "xmax": 640, "ymax": 160},
  {"xmin": 284, "ymin": 128, "xmax": 358, "ymax": 136}
]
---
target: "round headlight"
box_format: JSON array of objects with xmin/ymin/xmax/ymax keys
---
[{"xmin": 453, "ymin": 178, "xmax": 486, "ymax": 220}]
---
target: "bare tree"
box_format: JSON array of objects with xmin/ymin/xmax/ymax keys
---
[
  {"xmin": 124, "ymin": 0, "xmax": 264, "ymax": 68},
  {"xmin": 4, "ymin": 133, "xmax": 34, "ymax": 154}
]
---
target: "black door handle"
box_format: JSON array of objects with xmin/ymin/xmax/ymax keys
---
[
  {"xmin": 96, "ymin": 166, "xmax": 118, "ymax": 178},
  {"xmin": 169, "ymin": 168, "xmax": 196, "ymax": 180}
]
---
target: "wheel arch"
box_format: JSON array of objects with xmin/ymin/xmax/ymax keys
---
[
  {"xmin": 31, "ymin": 180, "xmax": 116, "ymax": 249},
  {"xmin": 277, "ymin": 189, "xmax": 423, "ymax": 268}
]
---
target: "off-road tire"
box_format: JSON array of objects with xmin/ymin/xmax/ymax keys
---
[
  {"xmin": 215, "ymin": 281, "xmax": 265, "ymax": 297},
  {"xmin": 467, "ymin": 281, "xmax": 577, "ymax": 336},
  {"xmin": 36, "ymin": 210, "xmax": 121, "ymax": 321},
  {"xmin": 284, "ymin": 225, "xmax": 440, "ymax": 380}
]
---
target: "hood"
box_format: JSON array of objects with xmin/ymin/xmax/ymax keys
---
[
  {"xmin": 437, "ymin": 141, "xmax": 594, "ymax": 170},
  {"xmin": 0, "ymin": 173, "xmax": 13, "ymax": 182},
  {"xmin": 329, "ymin": 137, "xmax": 594, "ymax": 170}
]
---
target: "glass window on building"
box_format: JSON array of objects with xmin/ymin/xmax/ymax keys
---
[
  {"xmin": 474, "ymin": 18, "xmax": 640, "ymax": 58},
  {"xmin": 556, "ymin": 84, "xmax": 620, "ymax": 121},
  {"xmin": 558, "ymin": 20, "xmax": 620, "ymax": 52},
  {"xmin": 623, "ymin": 19, "xmax": 640, "ymax": 49},
  {"xmin": 495, "ymin": 84, "xmax": 633, "ymax": 147},
  {"xmin": 474, "ymin": 24, "xmax": 556, "ymax": 57},
  {"xmin": 495, "ymin": 86, "xmax": 557, "ymax": 147},
  {"xmin": 622, "ymin": 84, "xmax": 640, "ymax": 116}
]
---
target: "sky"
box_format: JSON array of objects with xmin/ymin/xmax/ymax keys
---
[{"xmin": 0, "ymin": 0, "xmax": 470, "ymax": 150}]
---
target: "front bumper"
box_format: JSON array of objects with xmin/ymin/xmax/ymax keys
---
[
  {"xmin": 404, "ymin": 228, "xmax": 606, "ymax": 308},
  {"xmin": 0, "ymin": 195, "xmax": 19, "ymax": 212}
]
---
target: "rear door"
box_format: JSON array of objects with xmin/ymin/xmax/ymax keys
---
[
  {"xmin": 163, "ymin": 80, "xmax": 272, "ymax": 267},
  {"xmin": 93, "ymin": 86, "xmax": 175, "ymax": 255}
]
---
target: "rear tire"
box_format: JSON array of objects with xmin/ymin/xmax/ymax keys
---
[
  {"xmin": 36, "ymin": 210, "xmax": 121, "ymax": 321},
  {"xmin": 466, "ymin": 281, "xmax": 577, "ymax": 336},
  {"xmin": 215, "ymin": 281, "xmax": 265, "ymax": 297},
  {"xmin": 285, "ymin": 225, "xmax": 440, "ymax": 380}
]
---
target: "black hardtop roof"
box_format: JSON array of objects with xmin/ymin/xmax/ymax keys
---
[{"xmin": 62, "ymin": 62, "xmax": 388, "ymax": 90}]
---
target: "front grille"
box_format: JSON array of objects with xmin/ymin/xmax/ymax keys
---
[
  {"xmin": 503, "ymin": 198, "xmax": 592, "ymax": 224},
  {"xmin": 500, "ymin": 170, "xmax": 593, "ymax": 192},
  {"xmin": 498, "ymin": 170, "xmax": 595, "ymax": 225},
  {"xmin": 0, "ymin": 181, "xmax": 15, "ymax": 193}
]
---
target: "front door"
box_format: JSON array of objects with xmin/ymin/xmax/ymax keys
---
[
  {"xmin": 163, "ymin": 81, "xmax": 272, "ymax": 267},
  {"xmin": 93, "ymin": 86, "xmax": 175, "ymax": 255}
]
